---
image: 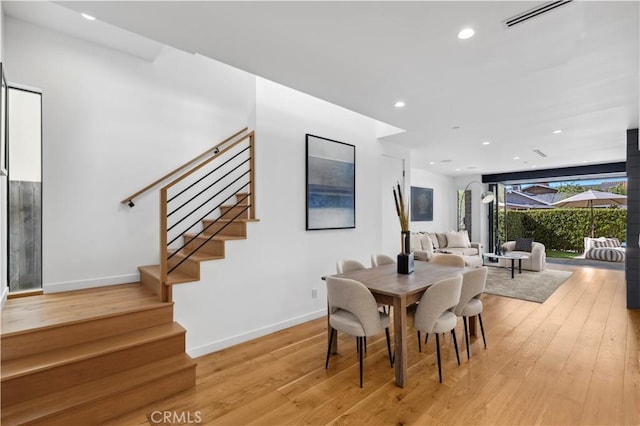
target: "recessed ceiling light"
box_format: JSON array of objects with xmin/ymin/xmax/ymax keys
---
[
  {"xmin": 482, "ymin": 141, "xmax": 490, "ymax": 145},
  {"xmin": 531, "ymin": 165, "xmax": 538, "ymax": 168},
  {"xmin": 429, "ymin": 161, "xmax": 436, "ymax": 165},
  {"xmin": 81, "ymin": 12, "xmax": 96, "ymax": 21},
  {"xmin": 455, "ymin": 168, "xmax": 461, "ymax": 171},
  {"xmin": 458, "ymin": 28, "xmax": 475, "ymax": 40},
  {"xmin": 513, "ymin": 156, "xmax": 520, "ymax": 160},
  {"xmin": 552, "ymin": 129, "xmax": 563, "ymax": 134},
  {"xmin": 394, "ymin": 101, "xmax": 405, "ymax": 108}
]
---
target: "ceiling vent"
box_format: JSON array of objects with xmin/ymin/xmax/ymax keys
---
[
  {"xmin": 503, "ymin": 1, "xmax": 573, "ymax": 28},
  {"xmin": 533, "ymin": 149, "xmax": 548, "ymax": 158}
]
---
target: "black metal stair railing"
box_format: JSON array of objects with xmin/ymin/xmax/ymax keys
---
[{"xmin": 159, "ymin": 131, "xmax": 255, "ymax": 295}]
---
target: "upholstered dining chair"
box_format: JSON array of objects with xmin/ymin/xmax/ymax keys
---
[
  {"xmin": 411, "ymin": 275, "xmax": 463, "ymax": 383},
  {"xmin": 337, "ymin": 258, "xmax": 389, "ymax": 316},
  {"xmin": 336, "ymin": 259, "xmax": 367, "ymax": 274},
  {"xmin": 370, "ymin": 254, "xmax": 395, "ymax": 267},
  {"xmin": 325, "ymin": 277, "xmax": 394, "ymax": 387},
  {"xmin": 370, "ymin": 254, "xmax": 395, "ymax": 314},
  {"xmin": 454, "ymin": 266, "xmax": 488, "ymax": 359},
  {"xmin": 431, "ymin": 253, "xmax": 466, "ymax": 267}
]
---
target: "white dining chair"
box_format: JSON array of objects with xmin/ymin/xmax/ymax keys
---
[
  {"xmin": 431, "ymin": 253, "xmax": 465, "ymax": 267},
  {"xmin": 325, "ymin": 277, "xmax": 394, "ymax": 387},
  {"xmin": 454, "ymin": 267, "xmax": 488, "ymax": 359},
  {"xmin": 336, "ymin": 259, "xmax": 367, "ymax": 274},
  {"xmin": 370, "ymin": 254, "xmax": 395, "ymax": 267},
  {"xmin": 411, "ymin": 275, "xmax": 463, "ymax": 383}
]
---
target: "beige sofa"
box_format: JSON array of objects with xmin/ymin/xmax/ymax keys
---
[
  {"xmin": 410, "ymin": 231, "xmax": 483, "ymax": 267},
  {"xmin": 498, "ymin": 240, "xmax": 546, "ymax": 271}
]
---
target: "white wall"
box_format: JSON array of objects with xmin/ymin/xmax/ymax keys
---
[
  {"xmin": 174, "ymin": 78, "xmax": 393, "ymax": 356},
  {"xmin": 409, "ymin": 167, "xmax": 456, "ymax": 233},
  {"xmin": 5, "ymin": 18, "xmax": 253, "ymax": 291}
]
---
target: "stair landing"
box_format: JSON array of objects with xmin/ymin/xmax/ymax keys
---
[{"xmin": 1, "ymin": 283, "xmax": 165, "ymax": 336}]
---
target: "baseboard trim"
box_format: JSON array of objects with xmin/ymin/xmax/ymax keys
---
[
  {"xmin": 1, "ymin": 286, "xmax": 9, "ymax": 310},
  {"xmin": 44, "ymin": 273, "xmax": 140, "ymax": 293},
  {"xmin": 186, "ymin": 308, "xmax": 327, "ymax": 358}
]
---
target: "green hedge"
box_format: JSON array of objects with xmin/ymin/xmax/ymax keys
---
[{"xmin": 498, "ymin": 208, "xmax": 627, "ymax": 252}]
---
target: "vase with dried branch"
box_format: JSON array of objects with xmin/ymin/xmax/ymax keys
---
[{"xmin": 393, "ymin": 183, "xmax": 414, "ymax": 273}]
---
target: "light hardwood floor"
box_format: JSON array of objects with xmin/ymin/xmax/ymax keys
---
[{"xmin": 105, "ymin": 265, "xmax": 639, "ymax": 425}]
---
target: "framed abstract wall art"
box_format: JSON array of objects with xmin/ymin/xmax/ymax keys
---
[
  {"xmin": 411, "ymin": 186, "xmax": 433, "ymax": 221},
  {"xmin": 306, "ymin": 134, "xmax": 355, "ymax": 230}
]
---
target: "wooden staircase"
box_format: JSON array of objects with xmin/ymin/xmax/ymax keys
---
[
  {"xmin": 0, "ymin": 284, "xmax": 196, "ymax": 425},
  {"xmin": 139, "ymin": 192, "xmax": 258, "ymax": 297},
  {"xmin": 0, "ymin": 129, "xmax": 258, "ymax": 424},
  {"xmin": 0, "ymin": 192, "xmax": 259, "ymax": 424}
]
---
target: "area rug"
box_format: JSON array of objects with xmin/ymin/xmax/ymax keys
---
[{"xmin": 484, "ymin": 266, "xmax": 572, "ymax": 303}]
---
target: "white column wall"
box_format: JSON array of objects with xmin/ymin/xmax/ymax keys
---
[{"xmin": 5, "ymin": 18, "xmax": 253, "ymax": 292}]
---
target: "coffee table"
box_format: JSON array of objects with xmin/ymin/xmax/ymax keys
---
[{"xmin": 482, "ymin": 253, "xmax": 530, "ymax": 279}]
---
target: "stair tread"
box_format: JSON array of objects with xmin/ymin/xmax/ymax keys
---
[
  {"xmin": 183, "ymin": 233, "xmax": 245, "ymax": 241},
  {"xmin": 2, "ymin": 322, "xmax": 186, "ymax": 381},
  {"xmin": 1, "ymin": 283, "xmax": 167, "ymax": 337},
  {"xmin": 1, "ymin": 353, "xmax": 196, "ymax": 425},
  {"xmin": 139, "ymin": 265, "xmax": 198, "ymax": 285},
  {"xmin": 168, "ymin": 249, "xmax": 224, "ymax": 262},
  {"xmin": 202, "ymin": 218, "xmax": 259, "ymax": 223}
]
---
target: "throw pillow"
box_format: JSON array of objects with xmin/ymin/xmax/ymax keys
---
[
  {"xmin": 445, "ymin": 231, "xmax": 471, "ymax": 248},
  {"xmin": 420, "ymin": 234, "xmax": 434, "ymax": 258},
  {"xmin": 428, "ymin": 233, "xmax": 440, "ymax": 249},
  {"xmin": 458, "ymin": 230, "xmax": 471, "ymax": 248},
  {"xmin": 592, "ymin": 238, "xmax": 620, "ymax": 248},
  {"xmin": 514, "ymin": 238, "xmax": 533, "ymax": 252},
  {"xmin": 608, "ymin": 238, "xmax": 621, "ymax": 247},
  {"xmin": 410, "ymin": 233, "xmax": 423, "ymax": 252},
  {"xmin": 435, "ymin": 233, "xmax": 448, "ymax": 249}
]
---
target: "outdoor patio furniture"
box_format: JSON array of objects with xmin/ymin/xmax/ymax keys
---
[{"xmin": 584, "ymin": 237, "xmax": 625, "ymax": 262}]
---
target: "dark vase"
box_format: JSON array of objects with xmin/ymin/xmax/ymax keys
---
[
  {"xmin": 495, "ymin": 236, "xmax": 502, "ymax": 255},
  {"xmin": 401, "ymin": 230, "xmax": 411, "ymax": 254},
  {"xmin": 398, "ymin": 231, "xmax": 414, "ymax": 274}
]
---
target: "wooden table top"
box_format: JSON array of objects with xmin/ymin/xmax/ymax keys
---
[{"xmin": 332, "ymin": 262, "xmax": 470, "ymax": 298}]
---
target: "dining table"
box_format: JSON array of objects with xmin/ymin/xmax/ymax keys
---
[{"xmin": 329, "ymin": 261, "xmax": 473, "ymax": 387}]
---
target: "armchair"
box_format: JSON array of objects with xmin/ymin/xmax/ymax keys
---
[{"xmin": 499, "ymin": 240, "xmax": 546, "ymax": 272}]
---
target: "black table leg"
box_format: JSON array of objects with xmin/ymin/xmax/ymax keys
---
[
  {"xmin": 511, "ymin": 258, "xmax": 515, "ymax": 279},
  {"xmin": 519, "ymin": 259, "xmax": 522, "ymax": 274}
]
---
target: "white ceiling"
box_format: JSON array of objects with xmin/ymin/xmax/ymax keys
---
[{"xmin": 7, "ymin": 1, "xmax": 640, "ymax": 177}]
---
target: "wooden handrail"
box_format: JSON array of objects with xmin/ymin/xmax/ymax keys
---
[
  {"xmin": 161, "ymin": 132, "xmax": 253, "ymax": 191},
  {"xmin": 120, "ymin": 127, "xmax": 249, "ymax": 205}
]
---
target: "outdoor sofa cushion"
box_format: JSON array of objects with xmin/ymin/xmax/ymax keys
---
[{"xmin": 585, "ymin": 247, "xmax": 625, "ymax": 262}]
